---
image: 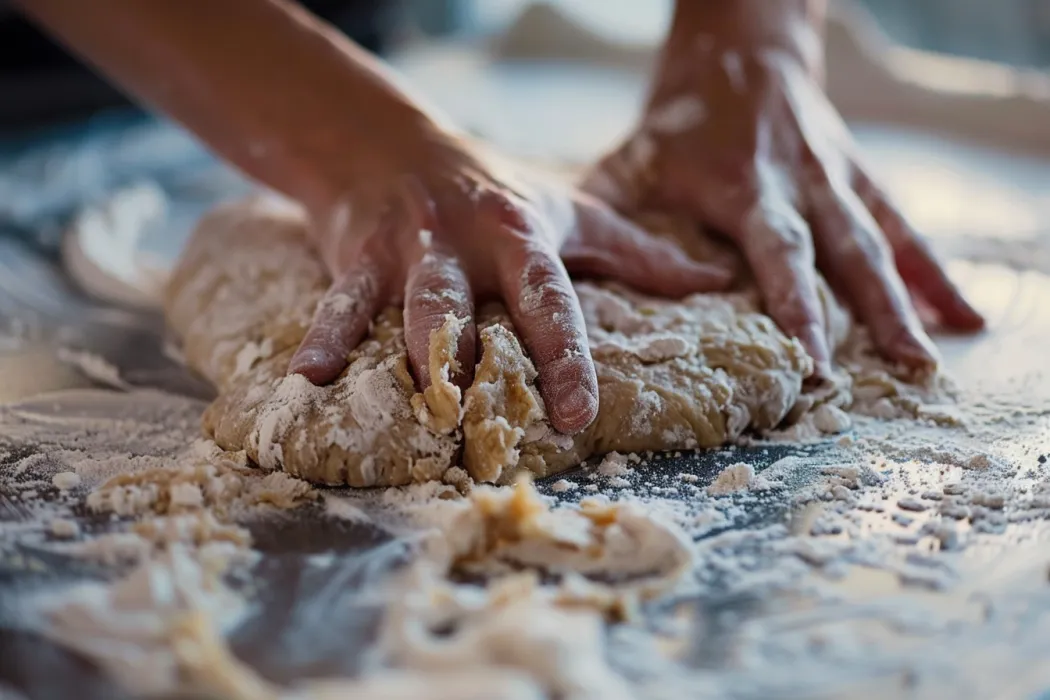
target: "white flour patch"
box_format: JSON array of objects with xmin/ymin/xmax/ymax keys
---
[{"xmin": 645, "ymin": 95, "xmax": 706, "ymax": 134}]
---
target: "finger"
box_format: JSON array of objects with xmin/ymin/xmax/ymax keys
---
[
  {"xmin": 738, "ymin": 201, "xmax": 831, "ymax": 376},
  {"xmin": 498, "ymin": 240, "xmax": 598, "ymax": 435},
  {"xmin": 404, "ymin": 249, "xmax": 476, "ymax": 391},
  {"xmin": 808, "ymin": 182, "xmax": 938, "ymax": 370},
  {"xmin": 289, "ymin": 260, "xmax": 385, "ymax": 384},
  {"xmin": 561, "ymin": 197, "xmax": 734, "ymax": 297},
  {"xmin": 854, "ymin": 173, "xmax": 984, "ymax": 331}
]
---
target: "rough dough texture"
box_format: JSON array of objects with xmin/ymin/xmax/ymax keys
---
[{"xmin": 164, "ymin": 196, "xmax": 942, "ymax": 487}]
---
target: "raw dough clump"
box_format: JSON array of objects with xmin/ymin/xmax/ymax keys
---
[{"xmin": 164, "ymin": 196, "xmax": 945, "ymax": 487}]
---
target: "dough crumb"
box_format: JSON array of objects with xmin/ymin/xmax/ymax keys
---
[
  {"xmin": 442, "ymin": 466, "xmax": 473, "ymax": 495},
  {"xmin": 52, "ymin": 472, "xmax": 82, "ymax": 491},
  {"xmin": 550, "ymin": 479, "xmax": 577, "ymax": 493},
  {"xmin": 678, "ymin": 473, "xmax": 700, "ymax": 483},
  {"xmin": 707, "ymin": 463, "xmax": 755, "ymax": 496},
  {"xmin": 597, "ymin": 452, "xmax": 631, "ymax": 478},
  {"xmin": 169, "ymin": 482, "xmax": 204, "ymax": 510},
  {"xmin": 813, "ymin": 404, "xmax": 852, "ymax": 434},
  {"xmin": 897, "ymin": 497, "xmax": 928, "ymax": 512},
  {"xmin": 49, "ymin": 519, "xmax": 81, "ymax": 539}
]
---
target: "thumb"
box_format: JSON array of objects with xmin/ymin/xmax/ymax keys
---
[{"xmin": 561, "ymin": 197, "xmax": 733, "ymax": 298}]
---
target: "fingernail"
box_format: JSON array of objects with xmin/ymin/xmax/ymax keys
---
[
  {"xmin": 797, "ymin": 322, "xmax": 830, "ymax": 371},
  {"xmin": 690, "ymin": 261, "xmax": 734, "ymax": 287},
  {"xmin": 289, "ymin": 346, "xmax": 339, "ymax": 384},
  {"xmin": 812, "ymin": 359, "xmax": 834, "ymax": 382},
  {"xmin": 894, "ymin": 331, "xmax": 940, "ymax": 371},
  {"xmin": 552, "ymin": 385, "xmax": 598, "ymax": 434},
  {"xmin": 955, "ymin": 303, "xmax": 986, "ymax": 332}
]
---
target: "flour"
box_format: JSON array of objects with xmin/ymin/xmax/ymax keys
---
[
  {"xmin": 233, "ymin": 338, "xmax": 274, "ymax": 377},
  {"xmin": 249, "ymin": 374, "xmax": 324, "ymax": 470},
  {"xmin": 707, "ymin": 462, "xmax": 755, "ymax": 496},
  {"xmin": 645, "ymin": 95, "xmax": 707, "ymax": 134}
]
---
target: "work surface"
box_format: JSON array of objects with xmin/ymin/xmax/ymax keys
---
[{"xmin": 3, "ymin": 54, "xmax": 1050, "ymax": 699}]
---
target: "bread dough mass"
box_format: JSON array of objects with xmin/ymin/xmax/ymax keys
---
[{"xmin": 164, "ymin": 197, "xmax": 935, "ymax": 487}]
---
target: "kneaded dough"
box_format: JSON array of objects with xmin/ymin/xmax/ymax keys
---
[{"xmin": 164, "ymin": 196, "xmax": 932, "ymax": 487}]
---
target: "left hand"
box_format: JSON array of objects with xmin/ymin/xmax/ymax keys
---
[{"xmin": 582, "ymin": 11, "xmax": 983, "ymax": 376}]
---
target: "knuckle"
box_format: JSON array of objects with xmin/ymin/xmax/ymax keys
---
[
  {"xmin": 410, "ymin": 254, "xmax": 464, "ymax": 294},
  {"xmin": 581, "ymin": 162, "xmax": 629, "ymax": 204},
  {"xmin": 405, "ymin": 255, "xmax": 468, "ymax": 308},
  {"xmin": 515, "ymin": 251, "xmax": 574, "ymax": 318},
  {"xmin": 316, "ymin": 272, "xmax": 379, "ymax": 321},
  {"xmin": 840, "ymin": 226, "xmax": 893, "ymax": 270},
  {"xmin": 767, "ymin": 285, "xmax": 814, "ymax": 328},
  {"xmin": 749, "ymin": 217, "xmax": 812, "ymax": 260},
  {"xmin": 477, "ymin": 188, "xmax": 530, "ymax": 232},
  {"xmin": 773, "ymin": 302, "xmax": 814, "ymax": 333},
  {"xmin": 851, "ymin": 169, "xmax": 888, "ymax": 210},
  {"xmin": 540, "ymin": 351, "xmax": 592, "ymax": 385}
]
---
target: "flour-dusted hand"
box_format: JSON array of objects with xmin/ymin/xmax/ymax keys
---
[
  {"xmin": 583, "ymin": 0, "xmax": 984, "ymax": 376},
  {"xmin": 288, "ymin": 138, "xmax": 733, "ymax": 434}
]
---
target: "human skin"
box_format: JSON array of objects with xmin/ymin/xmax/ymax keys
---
[
  {"xmin": 14, "ymin": 0, "xmax": 731, "ymax": 435},
  {"xmin": 584, "ymin": 0, "xmax": 984, "ymax": 377}
]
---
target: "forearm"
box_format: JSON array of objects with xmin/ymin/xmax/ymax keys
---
[
  {"xmin": 667, "ymin": 0, "xmax": 826, "ymax": 73},
  {"xmin": 15, "ymin": 0, "xmax": 445, "ymax": 210}
]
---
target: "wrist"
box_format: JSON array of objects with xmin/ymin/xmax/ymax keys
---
[{"xmin": 665, "ymin": 0, "xmax": 825, "ymax": 76}]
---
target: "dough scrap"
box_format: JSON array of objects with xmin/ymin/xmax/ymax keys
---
[{"xmin": 164, "ymin": 196, "xmax": 946, "ymax": 487}]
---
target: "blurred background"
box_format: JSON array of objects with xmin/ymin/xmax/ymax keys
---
[
  {"xmin": 2, "ymin": 0, "xmax": 1048, "ymax": 130},
  {"xmin": 0, "ymin": 0, "xmax": 1048, "ymax": 296},
  {"xmin": 423, "ymin": 0, "xmax": 1050, "ymax": 68}
]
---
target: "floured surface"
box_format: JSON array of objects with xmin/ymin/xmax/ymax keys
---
[
  {"xmin": 4, "ymin": 210, "xmax": 1050, "ymax": 700},
  {"xmin": 5, "ymin": 378, "xmax": 1050, "ymax": 699},
  {"xmin": 164, "ymin": 197, "xmax": 947, "ymax": 488},
  {"xmin": 5, "ymin": 115, "xmax": 1050, "ymax": 699}
]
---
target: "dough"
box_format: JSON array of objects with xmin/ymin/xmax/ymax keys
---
[{"xmin": 164, "ymin": 196, "xmax": 938, "ymax": 487}]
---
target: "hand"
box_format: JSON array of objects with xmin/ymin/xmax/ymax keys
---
[
  {"xmin": 583, "ymin": 11, "xmax": 983, "ymax": 375},
  {"xmin": 288, "ymin": 133, "xmax": 732, "ymax": 434}
]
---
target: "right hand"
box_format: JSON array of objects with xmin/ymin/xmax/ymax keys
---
[
  {"xmin": 582, "ymin": 1, "xmax": 984, "ymax": 377},
  {"xmin": 288, "ymin": 130, "xmax": 733, "ymax": 435}
]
